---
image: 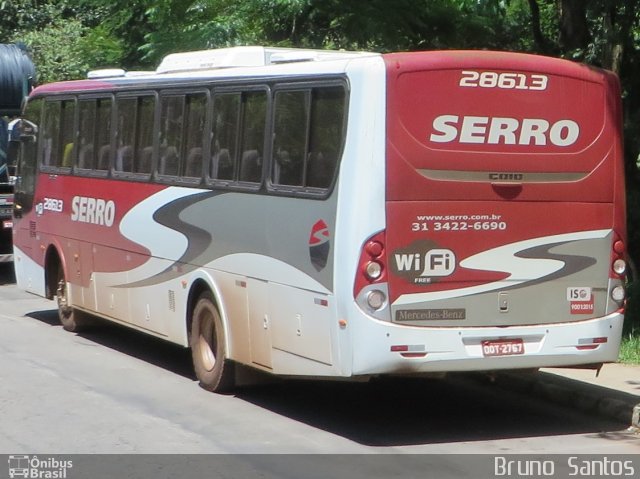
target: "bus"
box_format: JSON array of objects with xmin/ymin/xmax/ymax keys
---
[{"xmin": 10, "ymin": 46, "xmax": 627, "ymax": 392}]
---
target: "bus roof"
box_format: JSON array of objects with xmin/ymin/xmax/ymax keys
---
[
  {"xmin": 29, "ymin": 47, "xmax": 614, "ymax": 97},
  {"xmin": 31, "ymin": 46, "xmax": 379, "ymax": 96}
]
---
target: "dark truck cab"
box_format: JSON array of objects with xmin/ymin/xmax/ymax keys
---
[
  {"xmin": 0, "ymin": 118, "xmax": 16, "ymax": 262},
  {"xmin": 0, "ymin": 43, "xmax": 36, "ymax": 263}
]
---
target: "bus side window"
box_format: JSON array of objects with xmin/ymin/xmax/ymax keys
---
[
  {"xmin": 60, "ymin": 100, "xmax": 76, "ymax": 168},
  {"xmin": 40, "ymin": 99, "xmax": 76, "ymax": 170},
  {"xmin": 238, "ymin": 91, "xmax": 267, "ymax": 183},
  {"xmin": 306, "ymin": 86, "xmax": 345, "ymax": 189},
  {"xmin": 159, "ymin": 95, "xmax": 184, "ymax": 177},
  {"xmin": 135, "ymin": 96, "xmax": 155, "ymax": 174},
  {"xmin": 115, "ymin": 97, "xmax": 136, "ymax": 173},
  {"xmin": 42, "ymin": 101, "xmax": 61, "ymax": 167},
  {"xmin": 95, "ymin": 98, "xmax": 112, "ymax": 171},
  {"xmin": 211, "ymin": 93, "xmax": 240, "ymax": 181},
  {"xmin": 182, "ymin": 93, "xmax": 207, "ymax": 178},
  {"xmin": 271, "ymin": 85, "xmax": 345, "ymax": 190},
  {"xmin": 272, "ymin": 90, "xmax": 307, "ymax": 186},
  {"xmin": 78, "ymin": 99, "xmax": 96, "ymax": 170}
]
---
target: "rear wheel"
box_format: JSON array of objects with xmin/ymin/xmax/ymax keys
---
[
  {"xmin": 190, "ymin": 291, "xmax": 235, "ymax": 393},
  {"xmin": 56, "ymin": 265, "xmax": 90, "ymax": 332}
]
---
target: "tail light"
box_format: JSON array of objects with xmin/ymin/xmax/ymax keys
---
[
  {"xmin": 610, "ymin": 234, "xmax": 626, "ymax": 304},
  {"xmin": 354, "ymin": 231, "xmax": 389, "ymax": 314}
]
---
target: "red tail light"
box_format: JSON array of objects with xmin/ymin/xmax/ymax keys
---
[
  {"xmin": 610, "ymin": 234, "xmax": 626, "ymax": 279},
  {"xmin": 354, "ymin": 231, "xmax": 386, "ymax": 298}
]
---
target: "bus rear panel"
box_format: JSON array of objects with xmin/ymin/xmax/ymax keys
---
[{"xmin": 351, "ymin": 51, "xmax": 625, "ymax": 374}]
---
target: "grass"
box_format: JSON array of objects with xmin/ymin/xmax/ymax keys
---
[
  {"xmin": 619, "ymin": 325, "xmax": 640, "ymax": 364},
  {"xmin": 619, "ymin": 278, "xmax": 640, "ymax": 364}
]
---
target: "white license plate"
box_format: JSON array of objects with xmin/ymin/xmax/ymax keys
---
[
  {"xmin": 2, "ymin": 220, "xmax": 12, "ymax": 229},
  {"xmin": 482, "ymin": 339, "xmax": 524, "ymax": 357}
]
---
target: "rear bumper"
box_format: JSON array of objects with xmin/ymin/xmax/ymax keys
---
[{"xmin": 352, "ymin": 311, "xmax": 624, "ymax": 375}]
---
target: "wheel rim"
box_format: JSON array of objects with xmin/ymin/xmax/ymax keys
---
[
  {"xmin": 197, "ymin": 308, "xmax": 217, "ymax": 372},
  {"xmin": 57, "ymin": 276, "xmax": 68, "ymax": 311}
]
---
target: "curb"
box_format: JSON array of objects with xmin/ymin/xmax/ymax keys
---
[{"xmin": 490, "ymin": 370, "xmax": 640, "ymax": 428}]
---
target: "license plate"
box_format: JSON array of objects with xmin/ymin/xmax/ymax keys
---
[
  {"xmin": 482, "ymin": 339, "xmax": 524, "ymax": 357},
  {"xmin": 2, "ymin": 220, "xmax": 12, "ymax": 229}
]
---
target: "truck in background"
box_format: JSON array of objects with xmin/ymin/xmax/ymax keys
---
[
  {"xmin": 0, "ymin": 43, "xmax": 36, "ymax": 263},
  {"xmin": 0, "ymin": 117, "xmax": 15, "ymax": 262}
]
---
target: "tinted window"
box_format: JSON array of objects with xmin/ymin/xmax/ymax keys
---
[
  {"xmin": 95, "ymin": 98, "xmax": 112, "ymax": 171},
  {"xmin": 115, "ymin": 97, "xmax": 136, "ymax": 173},
  {"xmin": 115, "ymin": 96, "xmax": 154, "ymax": 174},
  {"xmin": 136, "ymin": 96, "xmax": 155, "ymax": 174},
  {"xmin": 273, "ymin": 90, "xmax": 308, "ymax": 186},
  {"xmin": 183, "ymin": 93, "xmax": 207, "ymax": 178},
  {"xmin": 271, "ymin": 85, "xmax": 345, "ymax": 190},
  {"xmin": 307, "ymin": 86, "xmax": 345, "ymax": 188},
  {"xmin": 78, "ymin": 100, "xmax": 96, "ymax": 169},
  {"xmin": 238, "ymin": 91, "xmax": 267, "ymax": 183},
  {"xmin": 159, "ymin": 95, "xmax": 184, "ymax": 176},
  {"xmin": 211, "ymin": 93, "xmax": 240, "ymax": 180}
]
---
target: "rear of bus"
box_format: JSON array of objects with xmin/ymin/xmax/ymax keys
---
[{"xmin": 355, "ymin": 51, "xmax": 626, "ymax": 373}]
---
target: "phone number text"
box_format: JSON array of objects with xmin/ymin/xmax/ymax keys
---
[{"xmin": 411, "ymin": 221, "xmax": 507, "ymax": 232}]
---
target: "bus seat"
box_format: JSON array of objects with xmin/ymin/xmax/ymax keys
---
[
  {"xmin": 77, "ymin": 144, "xmax": 94, "ymax": 169},
  {"xmin": 239, "ymin": 149, "xmax": 261, "ymax": 182},
  {"xmin": 62, "ymin": 143, "xmax": 75, "ymax": 167},
  {"xmin": 116, "ymin": 145, "xmax": 133, "ymax": 172},
  {"xmin": 137, "ymin": 146, "xmax": 153, "ymax": 174},
  {"xmin": 211, "ymin": 148, "xmax": 232, "ymax": 179},
  {"xmin": 160, "ymin": 145, "xmax": 179, "ymax": 176},
  {"xmin": 184, "ymin": 147, "xmax": 203, "ymax": 177},
  {"xmin": 307, "ymin": 151, "xmax": 333, "ymax": 188},
  {"xmin": 97, "ymin": 145, "xmax": 111, "ymax": 170}
]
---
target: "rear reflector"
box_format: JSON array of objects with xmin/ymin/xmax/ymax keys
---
[{"xmin": 576, "ymin": 337, "xmax": 607, "ymax": 350}]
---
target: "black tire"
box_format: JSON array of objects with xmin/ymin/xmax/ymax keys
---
[
  {"xmin": 190, "ymin": 291, "xmax": 235, "ymax": 393},
  {"xmin": 56, "ymin": 265, "xmax": 90, "ymax": 332}
]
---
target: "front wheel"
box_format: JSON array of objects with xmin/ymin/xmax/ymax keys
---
[
  {"xmin": 56, "ymin": 265, "xmax": 90, "ymax": 332},
  {"xmin": 190, "ymin": 291, "xmax": 235, "ymax": 393}
]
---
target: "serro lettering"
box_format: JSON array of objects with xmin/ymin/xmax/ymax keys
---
[
  {"xmin": 70, "ymin": 196, "xmax": 116, "ymax": 226},
  {"xmin": 430, "ymin": 115, "xmax": 580, "ymax": 146}
]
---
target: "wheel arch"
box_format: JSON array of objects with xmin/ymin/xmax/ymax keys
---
[
  {"xmin": 185, "ymin": 273, "xmax": 231, "ymax": 358},
  {"xmin": 43, "ymin": 242, "xmax": 65, "ymax": 300}
]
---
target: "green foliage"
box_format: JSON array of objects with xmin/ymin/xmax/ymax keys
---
[
  {"xmin": 619, "ymin": 319, "xmax": 640, "ymax": 364},
  {"xmin": 13, "ymin": 19, "xmax": 90, "ymax": 83}
]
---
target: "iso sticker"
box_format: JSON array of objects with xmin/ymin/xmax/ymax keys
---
[{"xmin": 566, "ymin": 287, "xmax": 592, "ymax": 301}]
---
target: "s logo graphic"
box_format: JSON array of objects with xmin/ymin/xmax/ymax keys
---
[{"xmin": 309, "ymin": 220, "xmax": 330, "ymax": 271}]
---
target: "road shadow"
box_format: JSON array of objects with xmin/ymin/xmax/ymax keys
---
[
  {"xmin": 23, "ymin": 308, "xmax": 633, "ymax": 448},
  {"xmin": 26, "ymin": 308, "xmax": 196, "ymax": 381},
  {"xmin": 235, "ymin": 374, "xmax": 631, "ymax": 447}
]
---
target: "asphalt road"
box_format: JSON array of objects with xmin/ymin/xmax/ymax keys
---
[{"xmin": 0, "ymin": 262, "xmax": 638, "ymax": 465}]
